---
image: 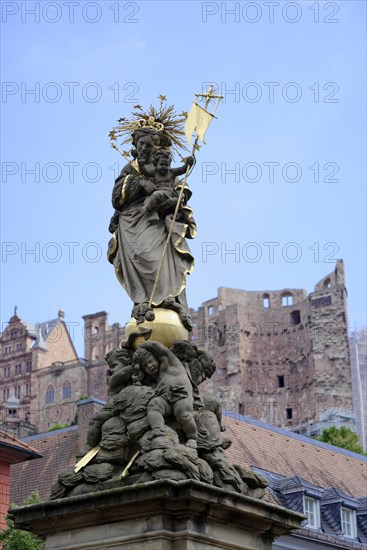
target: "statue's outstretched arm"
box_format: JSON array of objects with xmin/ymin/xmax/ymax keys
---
[{"xmin": 171, "ymin": 157, "xmax": 194, "ymax": 177}]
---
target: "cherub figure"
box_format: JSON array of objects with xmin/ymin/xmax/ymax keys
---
[
  {"xmin": 171, "ymin": 341, "xmax": 216, "ymax": 410},
  {"xmin": 83, "ymin": 347, "xmax": 133, "ymax": 448},
  {"xmin": 106, "ymin": 347, "xmax": 134, "ymax": 396},
  {"xmin": 132, "ymin": 341, "xmax": 197, "ymax": 448},
  {"xmin": 141, "ymin": 150, "xmax": 194, "ymax": 214}
]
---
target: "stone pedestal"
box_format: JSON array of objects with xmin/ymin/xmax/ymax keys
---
[{"xmin": 11, "ymin": 480, "xmax": 303, "ymax": 550}]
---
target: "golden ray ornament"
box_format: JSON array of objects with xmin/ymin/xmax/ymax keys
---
[{"xmin": 109, "ymin": 97, "xmax": 189, "ymax": 157}]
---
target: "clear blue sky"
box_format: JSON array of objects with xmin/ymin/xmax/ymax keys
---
[{"xmin": 1, "ymin": 1, "xmax": 366, "ymax": 356}]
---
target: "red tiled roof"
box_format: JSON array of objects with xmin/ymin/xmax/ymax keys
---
[
  {"xmin": 10, "ymin": 428, "xmax": 79, "ymax": 504},
  {"xmin": 224, "ymin": 416, "xmax": 367, "ymax": 497},
  {"xmin": 0, "ymin": 429, "xmax": 41, "ymax": 462}
]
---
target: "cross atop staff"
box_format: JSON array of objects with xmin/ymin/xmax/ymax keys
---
[{"xmin": 195, "ymin": 86, "xmax": 224, "ymax": 111}]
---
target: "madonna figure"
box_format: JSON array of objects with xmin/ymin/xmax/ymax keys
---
[{"xmin": 108, "ymin": 107, "xmax": 196, "ymax": 330}]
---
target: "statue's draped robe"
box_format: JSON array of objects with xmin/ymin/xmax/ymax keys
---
[{"xmin": 108, "ymin": 160, "xmax": 196, "ymax": 308}]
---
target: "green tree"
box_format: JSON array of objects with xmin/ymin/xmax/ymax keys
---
[
  {"xmin": 315, "ymin": 425, "xmax": 366, "ymax": 455},
  {"xmin": 0, "ymin": 491, "xmax": 44, "ymax": 550},
  {"xmin": 47, "ymin": 423, "xmax": 70, "ymax": 431}
]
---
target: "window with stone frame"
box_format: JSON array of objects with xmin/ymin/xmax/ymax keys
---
[
  {"xmin": 281, "ymin": 293, "xmax": 293, "ymax": 307},
  {"xmin": 63, "ymin": 381, "xmax": 72, "ymax": 399},
  {"xmin": 45, "ymin": 385, "xmax": 55, "ymax": 404},
  {"xmin": 341, "ymin": 507, "xmax": 357, "ymax": 539},
  {"xmin": 303, "ymin": 496, "xmax": 320, "ymax": 529},
  {"xmin": 263, "ymin": 294, "xmax": 270, "ymax": 308}
]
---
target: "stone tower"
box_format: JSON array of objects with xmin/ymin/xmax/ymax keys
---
[
  {"xmin": 82, "ymin": 311, "xmax": 125, "ymax": 400},
  {"xmin": 191, "ymin": 260, "xmax": 354, "ymax": 435}
]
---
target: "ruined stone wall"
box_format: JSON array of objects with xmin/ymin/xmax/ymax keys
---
[
  {"xmin": 82, "ymin": 311, "xmax": 108, "ymax": 362},
  {"xmin": 192, "ymin": 260, "xmax": 353, "ymax": 434},
  {"xmin": 308, "ymin": 261, "xmax": 353, "ymax": 423},
  {"xmin": 82, "ymin": 311, "xmax": 125, "ymax": 363},
  {"xmin": 82, "ymin": 312, "xmax": 125, "ymax": 401}
]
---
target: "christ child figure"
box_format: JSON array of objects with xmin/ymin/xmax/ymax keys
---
[
  {"xmin": 132, "ymin": 340, "xmax": 197, "ymax": 448},
  {"xmin": 141, "ymin": 150, "xmax": 194, "ymax": 214}
]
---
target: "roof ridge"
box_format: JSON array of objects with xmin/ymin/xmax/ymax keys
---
[
  {"xmin": 223, "ymin": 411, "xmax": 367, "ymax": 460},
  {"xmin": 22, "ymin": 425, "xmax": 78, "ymax": 441}
]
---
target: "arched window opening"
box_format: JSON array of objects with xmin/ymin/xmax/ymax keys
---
[
  {"xmin": 281, "ymin": 293, "xmax": 293, "ymax": 307},
  {"xmin": 63, "ymin": 381, "xmax": 72, "ymax": 399},
  {"xmin": 324, "ymin": 278, "xmax": 331, "ymax": 288},
  {"xmin": 45, "ymin": 385, "xmax": 55, "ymax": 404}
]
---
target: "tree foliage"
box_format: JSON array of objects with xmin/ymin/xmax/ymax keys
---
[
  {"xmin": 315, "ymin": 425, "xmax": 366, "ymax": 455},
  {"xmin": 47, "ymin": 423, "xmax": 70, "ymax": 432},
  {"xmin": 0, "ymin": 491, "xmax": 44, "ymax": 550}
]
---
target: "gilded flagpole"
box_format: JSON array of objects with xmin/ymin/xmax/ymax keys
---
[
  {"xmin": 148, "ymin": 87, "xmax": 222, "ymax": 309},
  {"xmin": 148, "ymin": 134, "xmax": 199, "ymax": 308}
]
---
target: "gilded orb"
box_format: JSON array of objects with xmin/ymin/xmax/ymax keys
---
[{"xmin": 125, "ymin": 308, "xmax": 188, "ymax": 348}]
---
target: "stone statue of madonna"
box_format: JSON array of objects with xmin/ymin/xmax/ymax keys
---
[{"xmin": 107, "ymin": 125, "xmax": 196, "ymax": 330}]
